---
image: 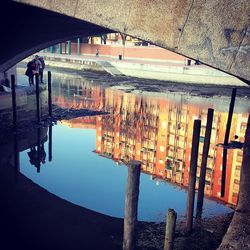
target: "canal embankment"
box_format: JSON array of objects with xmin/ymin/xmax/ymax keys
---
[
  {"xmin": 0, "ymin": 84, "xmax": 48, "ymax": 130},
  {"xmin": 22, "ymin": 52, "xmax": 247, "ymax": 87}
]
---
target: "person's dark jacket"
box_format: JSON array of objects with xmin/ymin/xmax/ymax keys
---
[{"xmin": 25, "ymin": 61, "xmax": 35, "ymax": 77}]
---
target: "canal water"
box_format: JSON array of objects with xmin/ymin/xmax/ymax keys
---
[{"xmin": 16, "ymin": 68, "xmax": 250, "ymax": 222}]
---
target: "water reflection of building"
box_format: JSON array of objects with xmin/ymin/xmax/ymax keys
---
[
  {"xmin": 51, "ymin": 74, "xmax": 248, "ymax": 206},
  {"xmin": 95, "ymin": 90, "xmax": 248, "ymax": 206}
]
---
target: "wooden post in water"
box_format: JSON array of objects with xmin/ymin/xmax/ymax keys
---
[
  {"xmin": 49, "ymin": 125, "xmax": 52, "ymax": 162},
  {"xmin": 123, "ymin": 160, "xmax": 141, "ymax": 250},
  {"xmin": 164, "ymin": 209, "xmax": 177, "ymax": 250},
  {"xmin": 48, "ymin": 71, "xmax": 52, "ymax": 117},
  {"xmin": 186, "ymin": 119, "xmax": 201, "ymax": 234},
  {"xmin": 196, "ymin": 108, "xmax": 214, "ymax": 218},
  {"xmin": 11, "ymin": 74, "xmax": 17, "ymax": 130},
  {"xmin": 35, "ymin": 74, "xmax": 40, "ymax": 124},
  {"xmin": 221, "ymin": 88, "xmax": 237, "ymax": 197}
]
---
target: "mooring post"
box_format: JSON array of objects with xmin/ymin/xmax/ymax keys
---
[
  {"xmin": 164, "ymin": 208, "xmax": 177, "ymax": 250},
  {"xmin": 48, "ymin": 71, "xmax": 52, "ymax": 117},
  {"xmin": 49, "ymin": 125, "xmax": 52, "ymax": 161},
  {"xmin": 11, "ymin": 74, "xmax": 17, "ymax": 130},
  {"xmin": 35, "ymin": 74, "xmax": 40, "ymax": 124},
  {"xmin": 196, "ymin": 109, "xmax": 214, "ymax": 218},
  {"xmin": 221, "ymin": 88, "xmax": 237, "ymax": 197},
  {"xmin": 186, "ymin": 119, "xmax": 201, "ymax": 234},
  {"xmin": 123, "ymin": 160, "xmax": 141, "ymax": 250}
]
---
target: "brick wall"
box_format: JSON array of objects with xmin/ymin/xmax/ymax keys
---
[{"xmin": 71, "ymin": 43, "xmax": 186, "ymax": 62}]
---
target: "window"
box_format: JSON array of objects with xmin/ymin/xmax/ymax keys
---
[{"xmin": 160, "ymin": 146, "xmax": 165, "ymax": 152}]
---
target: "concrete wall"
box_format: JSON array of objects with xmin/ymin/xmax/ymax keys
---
[
  {"xmin": 0, "ymin": 66, "xmax": 17, "ymax": 88},
  {"xmin": 0, "ymin": 86, "xmax": 48, "ymax": 130}
]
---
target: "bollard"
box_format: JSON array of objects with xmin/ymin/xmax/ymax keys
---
[
  {"xmin": 123, "ymin": 160, "xmax": 141, "ymax": 250},
  {"xmin": 48, "ymin": 71, "xmax": 52, "ymax": 117},
  {"xmin": 196, "ymin": 109, "xmax": 214, "ymax": 218},
  {"xmin": 11, "ymin": 74, "xmax": 17, "ymax": 130},
  {"xmin": 49, "ymin": 125, "xmax": 52, "ymax": 162},
  {"xmin": 186, "ymin": 119, "xmax": 201, "ymax": 234},
  {"xmin": 221, "ymin": 88, "xmax": 237, "ymax": 197},
  {"xmin": 164, "ymin": 209, "xmax": 177, "ymax": 250},
  {"xmin": 35, "ymin": 74, "xmax": 40, "ymax": 124}
]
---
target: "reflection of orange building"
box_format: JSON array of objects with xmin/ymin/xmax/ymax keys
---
[{"xmin": 51, "ymin": 73, "xmax": 248, "ymax": 206}]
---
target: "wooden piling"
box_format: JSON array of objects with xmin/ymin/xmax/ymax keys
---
[
  {"xmin": 48, "ymin": 71, "xmax": 52, "ymax": 117},
  {"xmin": 221, "ymin": 88, "xmax": 237, "ymax": 197},
  {"xmin": 11, "ymin": 74, "xmax": 17, "ymax": 130},
  {"xmin": 196, "ymin": 109, "xmax": 214, "ymax": 218},
  {"xmin": 35, "ymin": 74, "xmax": 40, "ymax": 124},
  {"xmin": 186, "ymin": 119, "xmax": 201, "ymax": 234},
  {"xmin": 164, "ymin": 209, "xmax": 177, "ymax": 250},
  {"xmin": 123, "ymin": 160, "xmax": 141, "ymax": 250}
]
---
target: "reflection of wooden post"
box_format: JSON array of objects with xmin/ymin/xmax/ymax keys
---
[
  {"xmin": 164, "ymin": 209, "xmax": 177, "ymax": 250},
  {"xmin": 14, "ymin": 133, "xmax": 20, "ymax": 183},
  {"xmin": 186, "ymin": 120, "xmax": 201, "ymax": 234},
  {"xmin": 196, "ymin": 109, "xmax": 214, "ymax": 218},
  {"xmin": 48, "ymin": 71, "xmax": 52, "ymax": 117},
  {"xmin": 37, "ymin": 128, "xmax": 41, "ymax": 173},
  {"xmin": 123, "ymin": 160, "xmax": 141, "ymax": 250},
  {"xmin": 35, "ymin": 74, "xmax": 40, "ymax": 124},
  {"xmin": 49, "ymin": 125, "xmax": 52, "ymax": 162},
  {"xmin": 221, "ymin": 88, "xmax": 237, "ymax": 197},
  {"xmin": 11, "ymin": 75, "xmax": 17, "ymax": 130}
]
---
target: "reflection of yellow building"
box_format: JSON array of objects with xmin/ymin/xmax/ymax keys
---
[{"xmin": 52, "ymin": 76, "xmax": 248, "ymax": 207}]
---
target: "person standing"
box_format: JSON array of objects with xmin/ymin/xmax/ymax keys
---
[
  {"xmin": 25, "ymin": 60, "xmax": 35, "ymax": 85},
  {"xmin": 33, "ymin": 55, "xmax": 42, "ymax": 83},
  {"xmin": 39, "ymin": 56, "xmax": 45, "ymax": 83},
  {"xmin": 96, "ymin": 48, "xmax": 99, "ymax": 57}
]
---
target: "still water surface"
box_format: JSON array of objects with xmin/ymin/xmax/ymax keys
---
[
  {"xmin": 20, "ymin": 123, "xmax": 231, "ymax": 222},
  {"xmin": 16, "ymin": 68, "xmax": 250, "ymax": 222}
]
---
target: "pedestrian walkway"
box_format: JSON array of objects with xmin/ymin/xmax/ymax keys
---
[{"xmin": 26, "ymin": 52, "xmax": 247, "ymax": 86}]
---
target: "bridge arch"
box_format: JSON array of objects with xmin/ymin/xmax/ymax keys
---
[{"xmin": 1, "ymin": 0, "xmax": 249, "ymax": 83}]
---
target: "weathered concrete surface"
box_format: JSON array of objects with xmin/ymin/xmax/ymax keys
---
[
  {"xmin": 0, "ymin": 85, "xmax": 48, "ymax": 130},
  {"xmin": 15, "ymin": 0, "xmax": 250, "ymax": 83},
  {"xmin": 218, "ymin": 115, "xmax": 250, "ymax": 250}
]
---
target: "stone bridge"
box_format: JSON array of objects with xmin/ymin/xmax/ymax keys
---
[{"xmin": 0, "ymin": 0, "xmax": 249, "ymax": 83}]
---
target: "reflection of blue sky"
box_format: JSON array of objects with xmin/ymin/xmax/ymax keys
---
[{"xmin": 20, "ymin": 123, "xmax": 232, "ymax": 222}]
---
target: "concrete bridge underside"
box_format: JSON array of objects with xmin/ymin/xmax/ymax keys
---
[{"xmin": 3, "ymin": 0, "xmax": 250, "ymax": 84}]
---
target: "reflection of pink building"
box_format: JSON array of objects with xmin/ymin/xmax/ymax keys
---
[
  {"xmin": 94, "ymin": 89, "xmax": 247, "ymax": 206},
  {"xmin": 52, "ymin": 77, "xmax": 247, "ymax": 207}
]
